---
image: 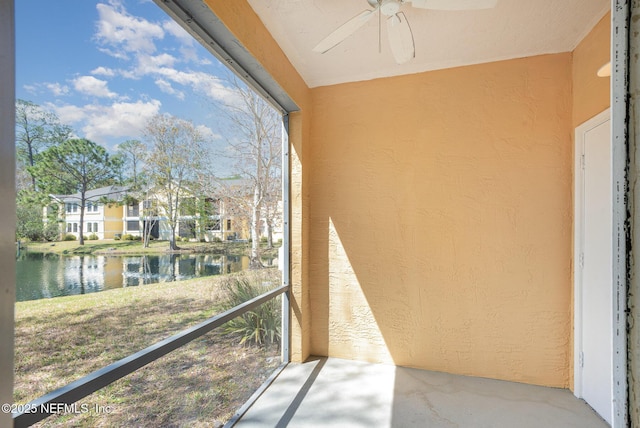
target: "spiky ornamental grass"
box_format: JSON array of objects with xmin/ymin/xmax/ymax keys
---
[{"xmin": 221, "ymin": 272, "xmax": 282, "ymax": 346}]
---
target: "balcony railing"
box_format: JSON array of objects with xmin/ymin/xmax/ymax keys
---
[{"xmin": 13, "ymin": 284, "xmax": 290, "ymax": 427}]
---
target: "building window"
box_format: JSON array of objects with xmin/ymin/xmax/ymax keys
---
[
  {"xmin": 72, "ymin": 223, "xmax": 78, "ymax": 232},
  {"xmin": 205, "ymin": 219, "xmax": 221, "ymax": 231},
  {"xmin": 94, "ymin": 223, "xmax": 98, "ymax": 233},
  {"xmin": 86, "ymin": 223, "xmax": 92, "ymax": 233},
  {"xmin": 227, "ymin": 219, "xmax": 232, "ymax": 231},
  {"xmin": 66, "ymin": 203, "xmax": 78, "ymax": 213},
  {"xmin": 67, "ymin": 223, "xmax": 72, "ymax": 233},
  {"xmin": 86, "ymin": 202, "xmax": 98, "ymax": 212},
  {"xmin": 142, "ymin": 200, "xmax": 157, "ymax": 216},
  {"xmin": 127, "ymin": 220, "xmax": 140, "ymax": 231},
  {"xmin": 127, "ymin": 204, "xmax": 139, "ymax": 217}
]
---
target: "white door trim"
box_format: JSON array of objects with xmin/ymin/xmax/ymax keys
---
[{"xmin": 573, "ymin": 107, "xmax": 611, "ymax": 399}]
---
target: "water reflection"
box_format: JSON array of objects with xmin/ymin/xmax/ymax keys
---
[{"xmin": 16, "ymin": 252, "xmax": 277, "ymax": 302}]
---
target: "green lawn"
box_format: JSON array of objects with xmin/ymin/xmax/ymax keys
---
[{"xmin": 14, "ymin": 269, "xmax": 281, "ymax": 427}]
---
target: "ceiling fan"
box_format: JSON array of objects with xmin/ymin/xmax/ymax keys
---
[{"xmin": 313, "ymin": 0, "xmax": 498, "ymax": 64}]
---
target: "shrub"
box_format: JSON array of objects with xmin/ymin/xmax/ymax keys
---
[
  {"xmin": 114, "ymin": 234, "xmax": 121, "ymax": 241},
  {"xmin": 260, "ymin": 236, "xmax": 268, "ymax": 243},
  {"xmin": 63, "ymin": 234, "xmax": 76, "ymax": 241},
  {"xmin": 122, "ymin": 234, "xmax": 135, "ymax": 241},
  {"xmin": 43, "ymin": 222, "xmax": 61, "ymax": 242},
  {"xmin": 211, "ymin": 236, "xmax": 222, "ymax": 243},
  {"xmin": 88, "ymin": 234, "xmax": 99, "ymax": 240},
  {"xmin": 221, "ymin": 273, "xmax": 281, "ymax": 346}
]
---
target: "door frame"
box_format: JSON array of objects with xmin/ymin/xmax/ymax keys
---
[{"xmin": 573, "ymin": 107, "xmax": 611, "ymax": 400}]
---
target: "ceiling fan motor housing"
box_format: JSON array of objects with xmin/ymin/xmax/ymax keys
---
[{"xmin": 380, "ymin": 0, "xmax": 402, "ymax": 16}]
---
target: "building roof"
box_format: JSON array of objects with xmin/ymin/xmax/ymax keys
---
[{"xmin": 51, "ymin": 185, "xmax": 130, "ymax": 204}]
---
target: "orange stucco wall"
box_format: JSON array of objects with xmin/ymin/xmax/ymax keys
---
[
  {"xmin": 309, "ymin": 54, "xmax": 574, "ymax": 387},
  {"xmin": 205, "ymin": 1, "xmax": 611, "ymax": 388}
]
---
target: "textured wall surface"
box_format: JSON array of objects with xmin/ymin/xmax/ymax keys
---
[
  {"xmin": 572, "ymin": 12, "xmax": 611, "ymax": 129},
  {"xmin": 309, "ymin": 53, "xmax": 574, "ymax": 387}
]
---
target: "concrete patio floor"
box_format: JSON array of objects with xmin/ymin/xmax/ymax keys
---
[{"xmin": 234, "ymin": 357, "xmax": 608, "ymax": 428}]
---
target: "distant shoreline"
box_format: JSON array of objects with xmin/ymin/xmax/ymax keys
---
[{"xmin": 22, "ymin": 239, "xmax": 280, "ymax": 257}]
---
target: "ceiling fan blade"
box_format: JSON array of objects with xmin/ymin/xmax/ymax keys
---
[
  {"xmin": 410, "ymin": 0, "xmax": 498, "ymax": 11},
  {"xmin": 313, "ymin": 9, "xmax": 377, "ymax": 54},
  {"xmin": 387, "ymin": 12, "xmax": 414, "ymax": 64}
]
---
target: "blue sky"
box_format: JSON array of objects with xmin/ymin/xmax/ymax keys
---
[{"xmin": 16, "ymin": 0, "xmax": 239, "ymax": 171}]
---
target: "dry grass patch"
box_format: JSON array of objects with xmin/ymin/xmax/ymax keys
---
[{"xmin": 15, "ymin": 269, "xmax": 282, "ymax": 427}]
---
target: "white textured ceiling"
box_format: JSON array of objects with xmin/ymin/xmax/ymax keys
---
[{"xmin": 246, "ymin": 0, "xmax": 609, "ymax": 88}]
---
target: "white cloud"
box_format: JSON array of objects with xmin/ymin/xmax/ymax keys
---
[
  {"xmin": 95, "ymin": 2, "xmax": 164, "ymax": 57},
  {"xmin": 23, "ymin": 84, "xmax": 38, "ymax": 95},
  {"xmin": 155, "ymin": 79, "xmax": 184, "ymax": 100},
  {"xmin": 195, "ymin": 124, "xmax": 221, "ymax": 141},
  {"xmin": 91, "ymin": 2, "xmax": 234, "ymax": 104},
  {"xmin": 162, "ymin": 20, "xmax": 192, "ymax": 45},
  {"xmin": 53, "ymin": 104, "xmax": 87, "ymax": 123},
  {"xmin": 97, "ymin": 47, "xmax": 129, "ymax": 60},
  {"xmin": 153, "ymin": 68, "xmax": 237, "ymax": 104},
  {"xmin": 73, "ymin": 75, "xmax": 117, "ymax": 98},
  {"xmin": 50, "ymin": 99, "xmax": 162, "ymax": 143},
  {"xmin": 45, "ymin": 83, "xmax": 70, "ymax": 96},
  {"xmin": 21, "ymin": 82, "xmax": 70, "ymax": 97},
  {"xmin": 91, "ymin": 66, "xmax": 116, "ymax": 77},
  {"xmin": 136, "ymin": 53, "xmax": 177, "ymax": 73}
]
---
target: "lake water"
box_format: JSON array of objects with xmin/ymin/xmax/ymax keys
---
[{"xmin": 16, "ymin": 252, "xmax": 277, "ymax": 302}]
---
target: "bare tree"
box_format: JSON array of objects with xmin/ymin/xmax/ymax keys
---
[
  {"xmin": 143, "ymin": 114, "xmax": 207, "ymax": 251},
  {"xmin": 117, "ymin": 139, "xmax": 147, "ymax": 189},
  {"xmin": 262, "ymin": 173, "xmax": 282, "ymax": 249},
  {"xmin": 216, "ymin": 79, "xmax": 282, "ymax": 268}
]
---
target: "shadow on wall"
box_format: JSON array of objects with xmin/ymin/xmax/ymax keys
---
[{"xmin": 308, "ymin": 53, "xmax": 574, "ymax": 389}]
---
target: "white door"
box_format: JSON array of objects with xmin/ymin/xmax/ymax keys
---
[{"xmin": 575, "ymin": 109, "xmax": 612, "ymax": 425}]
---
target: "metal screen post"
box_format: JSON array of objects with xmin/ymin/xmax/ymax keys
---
[
  {"xmin": 612, "ymin": 1, "xmax": 630, "ymax": 426},
  {"xmin": 0, "ymin": 1, "xmax": 15, "ymax": 427},
  {"xmin": 620, "ymin": 0, "xmax": 640, "ymax": 425},
  {"xmin": 281, "ymin": 114, "xmax": 291, "ymax": 364}
]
